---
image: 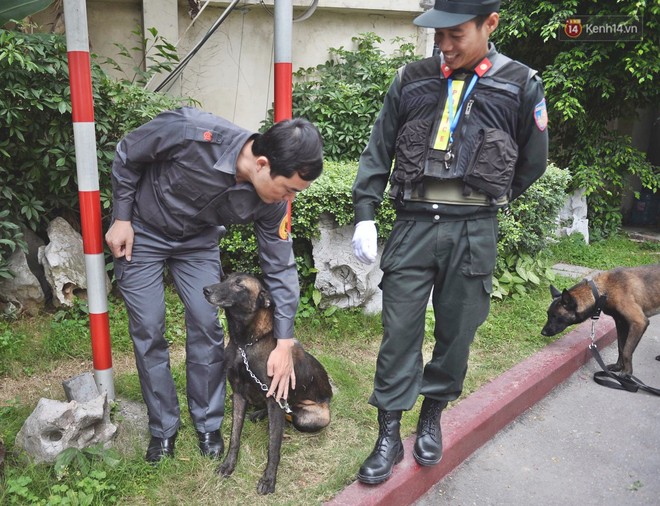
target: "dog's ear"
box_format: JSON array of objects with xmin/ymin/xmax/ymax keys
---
[
  {"xmin": 549, "ymin": 284, "xmax": 561, "ymax": 299},
  {"xmin": 258, "ymin": 289, "xmax": 272, "ymax": 309},
  {"xmin": 560, "ymin": 289, "xmax": 577, "ymax": 310}
]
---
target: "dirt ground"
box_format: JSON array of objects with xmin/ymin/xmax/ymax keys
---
[
  {"xmin": 0, "ymin": 354, "xmax": 136, "ymax": 406},
  {"xmin": 0, "ymin": 348, "xmax": 189, "ymax": 407}
]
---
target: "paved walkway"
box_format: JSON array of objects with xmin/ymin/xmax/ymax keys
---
[{"xmin": 415, "ymin": 316, "xmax": 660, "ymax": 506}]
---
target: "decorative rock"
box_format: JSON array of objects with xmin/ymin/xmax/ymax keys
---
[
  {"xmin": 63, "ymin": 372, "xmax": 100, "ymax": 403},
  {"xmin": 38, "ymin": 217, "xmax": 110, "ymax": 307},
  {"xmin": 15, "ymin": 394, "xmax": 117, "ymax": 463},
  {"xmin": 556, "ymin": 189, "xmax": 589, "ymax": 243},
  {"xmin": 0, "ymin": 248, "xmax": 45, "ymax": 316},
  {"xmin": 312, "ymin": 213, "xmax": 383, "ymax": 313}
]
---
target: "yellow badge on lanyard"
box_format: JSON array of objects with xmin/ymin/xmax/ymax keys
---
[{"xmin": 433, "ymin": 80, "xmax": 465, "ymax": 151}]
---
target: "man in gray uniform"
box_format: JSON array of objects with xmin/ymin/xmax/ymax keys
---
[
  {"xmin": 351, "ymin": 0, "xmax": 548, "ymax": 484},
  {"xmin": 105, "ymin": 107, "xmax": 323, "ymax": 463}
]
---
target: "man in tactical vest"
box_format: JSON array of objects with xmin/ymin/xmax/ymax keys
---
[{"xmin": 351, "ymin": 0, "xmax": 548, "ymax": 484}]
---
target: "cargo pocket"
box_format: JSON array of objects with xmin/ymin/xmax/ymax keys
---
[
  {"xmin": 461, "ymin": 218, "xmax": 498, "ymax": 293},
  {"xmin": 113, "ymin": 256, "xmax": 127, "ymax": 284},
  {"xmin": 463, "ymin": 128, "xmax": 518, "ymax": 200},
  {"xmin": 380, "ymin": 220, "xmax": 415, "ymax": 273}
]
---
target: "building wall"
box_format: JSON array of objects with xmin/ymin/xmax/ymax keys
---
[{"xmin": 82, "ymin": 0, "xmax": 432, "ymax": 131}]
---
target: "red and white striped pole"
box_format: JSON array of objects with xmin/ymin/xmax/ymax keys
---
[
  {"xmin": 63, "ymin": 0, "xmax": 115, "ymax": 399},
  {"xmin": 274, "ymin": 0, "xmax": 293, "ymax": 232}
]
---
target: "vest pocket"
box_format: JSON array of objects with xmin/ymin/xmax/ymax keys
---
[
  {"xmin": 463, "ymin": 128, "xmax": 518, "ymax": 200},
  {"xmin": 393, "ymin": 119, "xmax": 432, "ymax": 184}
]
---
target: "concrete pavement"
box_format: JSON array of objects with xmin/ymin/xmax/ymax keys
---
[{"xmin": 414, "ymin": 314, "xmax": 660, "ymax": 506}]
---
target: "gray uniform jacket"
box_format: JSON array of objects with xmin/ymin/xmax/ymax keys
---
[{"xmin": 111, "ymin": 107, "xmax": 298, "ymax": 339}]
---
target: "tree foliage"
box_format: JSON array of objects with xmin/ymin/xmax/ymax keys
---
[
  {"xmin": 264, "ymin": 32, "xmax": 421, "ymax": 161},
  {"xmin": 494, "ymin": 0, "xmax": 660, "ymax": 238},
  {"xmin": 0, "ymin": 28, "xmax": 189, "ymax": 278}
]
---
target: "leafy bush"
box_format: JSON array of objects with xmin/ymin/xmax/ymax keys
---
[
  {"xmin": 221, "ymin": 161, "xmax": 569, "ymax": 301},
  {"xmin": 0, "ymin": 28, "xmax": 189, "ymax": 278},
  {"xmin": 263, "ymin": 32, "xmax": 421, "ymax": 161},
  {"xmin": 494, "ymin": 0, "xmax": 660, "ymax": 236},
  {"xmin": 0, "ymin": 210, "xmax": 26, "ymax": 280},
  {"xmin": 492, "ymin": 163, "xmax": 570, "ymax": 298},
  {"xmin": 3, "ymin": 444, "xmax": 121, "ymax": 505},
  {"xmin": 497, "ymin": 163, "xmax": 571, "ymax": 257}
]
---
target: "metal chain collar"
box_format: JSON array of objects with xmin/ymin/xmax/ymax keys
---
[{"xmin": 238, "ymin": 345, "xmax": 292, "ymax": 414}]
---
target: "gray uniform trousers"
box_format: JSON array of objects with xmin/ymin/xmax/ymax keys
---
[
  {"xmin": 114, "ymin": 219, "xmax": 226, "ymax": 439},
  {"xmin": 370, "ymin": 215, "xmax": 497, "ymax": 411}
]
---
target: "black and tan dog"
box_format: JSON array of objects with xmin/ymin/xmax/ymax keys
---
[
  {"xmin": 203, "ymin": 272, "xmax": 332, "ymax": 495},
  {"xmin": 541, "ymin": 264, "xmax": 660, "ymax": 375}
]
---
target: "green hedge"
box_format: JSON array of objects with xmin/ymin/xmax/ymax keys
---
[
  {"xmin": 220, "ymin": 161, "xmax": 570, "ymax": 296},
  {"xmin": 0, "ymin": 29, "xmax": 189, "ymax": 279},
  {"xmin": 1, "ymin": 28, "xmax": 569, "ymax": 302}
]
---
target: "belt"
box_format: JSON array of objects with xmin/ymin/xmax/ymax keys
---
[
  {"xmin": 409, "ymin": 179, "xmax": 508, "ymax": 207},
  {"xmin": 396, "ymin": 210, "xmax": 496, "ymax": 223}
]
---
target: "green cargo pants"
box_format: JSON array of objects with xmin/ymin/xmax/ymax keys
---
[{"xmin": 369, "ymin": 215, "xmax": 498, "ymax": 411}]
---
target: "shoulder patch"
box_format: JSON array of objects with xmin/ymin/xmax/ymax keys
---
[
  {"xmin": 184, "ymin": 125, "xmax": 223, "ymax": 144},
  {"xmin": 278, "ymin": 213, "xmax": 290, "ymax": 240},
  {"xmin": 534, "ymin": 98, "xmax": 548, "ymax": 131}
]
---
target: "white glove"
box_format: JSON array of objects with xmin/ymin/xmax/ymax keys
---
[{"xmin": 352, "ymin": 220, "xmax": 378, "ymax": 265}]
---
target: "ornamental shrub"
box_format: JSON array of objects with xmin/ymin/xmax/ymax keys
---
[
  {"xmin": 494, "ymin": 0, "xmax": 660, "ymax": 237},
  {"xmin": 262, "ymin": 32, "xmax": 421, "ymax": 161},
  {"xmin": 0, "ymin": 28, "xmax": 189, "ymax": 278},
  {"xmin": 220, "ymin": 161, "xmax": 569, "ymax": 301}
]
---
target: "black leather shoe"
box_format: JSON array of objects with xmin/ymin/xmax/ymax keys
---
[
  {"xmin": 197, "ymin": 430, "xmax": 224, "ymax": 459},
  {"xmin": 356, "ymin": 410, "xmax": 403, "ymax": 485},
  {"xmin": 145, "ymin": 433, "xmax": 177, "ymax": 463},
  {"xmin": 413, "ymin": 398, "xmax": 448, "ymax": 466}
]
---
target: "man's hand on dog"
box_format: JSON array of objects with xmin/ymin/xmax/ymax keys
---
[{"xmin": 267, "ymin": 339, "xmax": 296, "ymax": 402}]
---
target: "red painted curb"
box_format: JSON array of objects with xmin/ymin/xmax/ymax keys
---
[{"xmin": 326, "ymin": 316, "xmax": 617, "ymax": 506}]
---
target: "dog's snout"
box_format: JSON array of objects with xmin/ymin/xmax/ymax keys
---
[{"xmin": 203, "ymin": 286, "xmax": 211, "ymax": 297}]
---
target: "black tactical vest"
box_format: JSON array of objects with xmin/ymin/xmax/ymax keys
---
[{"xmin": 390, "ymin": 53, "xmax": 533, "ymax": 203}]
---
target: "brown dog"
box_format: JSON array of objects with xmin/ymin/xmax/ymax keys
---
[
  {"xmin": 541, "ymin": 264, "xmax": 660, "ymax": 375},
  {"xmin": 203, "ymin": 273, "xmax": 332, "ymax": 495}
]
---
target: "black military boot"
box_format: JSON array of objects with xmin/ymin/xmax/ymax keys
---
[
  {"xmin": 413, "ymin": 397, "xmax": 448, "ymax": 466},
  {"xmin": 356, "ymin": 410, "xmax": 404, "ymax": 484}
]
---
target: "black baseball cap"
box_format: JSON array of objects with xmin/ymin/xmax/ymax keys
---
[{"xmin": 414, "ymin": 0, "xmax": 500, "ymax": 29}]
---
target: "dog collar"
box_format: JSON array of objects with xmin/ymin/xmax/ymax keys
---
[{"xmin": 587, "ymin": 279, "xmax": 604, "ymax": 317}]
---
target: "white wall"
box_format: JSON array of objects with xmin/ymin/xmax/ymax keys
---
[{"xmin": 83, "ymin": 0, "xmax": 432, "ymax": 131}]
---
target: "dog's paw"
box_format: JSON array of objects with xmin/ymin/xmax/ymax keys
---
[
  {"xmin": 256, "ymin": 475, "xmax": 276, "ymax": 495},
  {"xmin": 217, "ymin": 460, "xmax": 236, "ymax": 477},
  {"xmin": 248, "ymin": 408, "xmax": 268, "ymax": 422}
]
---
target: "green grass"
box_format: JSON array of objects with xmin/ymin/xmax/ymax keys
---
[
  {"xmin": 1, "ymin": 233, "xmax": 658, "ymax": 505},
  {"xmin": 547, "ymin": 232, "xmax": 660, "ymax": 269}
]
